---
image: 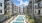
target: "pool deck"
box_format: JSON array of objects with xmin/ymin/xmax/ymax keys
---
[{"xmin": 10, "ymin": 15, "xmax": 26, "ymax": 23}]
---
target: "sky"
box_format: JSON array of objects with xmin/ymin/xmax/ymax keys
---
[{"xmin": 12, "ymin": 0, "xmax": 30, "ymax": 7}]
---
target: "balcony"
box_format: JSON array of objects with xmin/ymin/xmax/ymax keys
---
[
  {"xmin": 38, "ymin": 1, "xmax": 42, "ymax": 8},
  {"xmin": 35, "ymin": 1, "xmax": 42, "ymax": 9},
  {"xmin": 34, "ymin": 3, "xmax": 38, "ymax": 9},
  {"xmin": 4, "ymin": 0, "xmax": 10, "ymax": 3}
]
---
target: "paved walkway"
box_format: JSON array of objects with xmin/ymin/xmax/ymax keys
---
[
  {"xmin": 10, "ymin": 15, "xmax": 26, "ymax": 23},
  {"xmin": 3, "ymin": 16, "xmax": 17, "ymax": 23},
  {"xmin": 3, "ymin": 16, "xmax": 13, "ymax": 23}
]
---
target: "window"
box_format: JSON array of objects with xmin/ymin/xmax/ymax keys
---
[
  {"xmin": 29, "ymin": 1, "xmax": 32, "ymax": 3},
  {"xmin": 35, "ymin": 5, "xmax": 36, "ymax": 8},
  {"xmin": 0, "ymin": 3, "xmax": 2, "ymax": 6},
  {"xmin": 0, "ymin": 10, "xmax": 2, "ymax": 13},
  {"xmin": 7, "ymin": 3, "xmax": 10, "ymax": 5},
  {"xmin": 39, "ymin": 2, "xmax": 42, "ymax": 7},
  {"xmin": 17, "ymin": 10, "xmax": 18, "ymax": 12},
  {"xmin": 38, "ymin": 10, "xmax": 40, "ymax": 15},
  {"xmin": 38, "ymin": 2, "xmax": 40, "ymax": 7},
  {"xmin": 35, "ymin": 10, "xmax": 36, "ymax": 13},
  {"xmin": 35, "ymin": 4, "xmax": 38, "ymax": 8},
  {"xmin": 15, "ymin": 10, "xmax": 16, "ymax": 11},
  {"xmin": 8, "ymin": 7, "xmax": 10, "ymax": 10}
]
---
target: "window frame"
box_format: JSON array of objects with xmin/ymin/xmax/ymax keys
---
[
  {"xmin": 0, "ymin": 10, "xmax": 2, "ymax": 13},
  {"xmin": 0, "ymin": 3, "xmax": 2, "ymax": 7}
]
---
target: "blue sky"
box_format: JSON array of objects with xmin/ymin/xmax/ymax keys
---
[{"xmin": 12, "ymin": 0, "xmax": 30, "ymax": 6}]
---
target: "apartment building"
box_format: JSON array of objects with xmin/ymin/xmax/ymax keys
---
[
  {"xmin": 5, "ymin": 0, "xmax": 14, "ymax": 15},
  {"xmin": 14, "ymin": 5, "xmax": 19, "ymax": 15},
  {"xmin": 34, "ymin": 0, "xmax": 42, "ymax": 15},
  {"xmin": 23, "ymin": 6, "xmax": 27, "ymax": 14},
  {"xmin": 27, "ymin": 0, "xmax": 32, "ymax": 15},
  {"xmin": 28, "ymin": 0, "xmax": 42, "ymax": 23},
  {"xmin": 0, "ymin": 0, "xmax": 6, "ymax": 22},
  {"xmin": 18, "ymin": 6, "xmax": 24, "ymax": 14},
  {"xmin": 0, "ymin": 0, "xmax": 14, "ymax": 22},
  {"xmin": 34, "ymin": 0, "xmax": 42, "ymax": 23},
  {"xmin": 0, "ymin": 0, "xmax": 4, "ymax": 15},
  {"xmin": 6, "ymin": 0, "xmax": 12, "ymax": 15}
]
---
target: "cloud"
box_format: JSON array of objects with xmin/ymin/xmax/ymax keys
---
[
  {"xmin": 23, "ymin": 1, "xmax": 29, "ymax": 6},
  {"xmin": 17, "ymin": 0, "xmax": 29, "ymax": 6},
  {"xmin": 17, "ymin": 0, "xmax": 23, "ymax": 5}
]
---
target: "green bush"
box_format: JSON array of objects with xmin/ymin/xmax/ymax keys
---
[
  {"xmin": 6, "ymin": 15, "xmax": 12, "ymax": 20},
  {"xmin": 26, "ymin": 14, "xmax": 31, "ymax": 20},
  {"xmin": 0, "ymin": 22, "xmax": 3, "ymax": 23},
  {"xmin": 26, "ymin": 13, "xmax": 35, "ymax": 23},
  {"xmin": 28, "ymin": 19, "xmax": 35, "ymax": 23}
]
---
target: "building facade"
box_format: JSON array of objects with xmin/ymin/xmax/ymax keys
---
[
  {"xmin": 6, "ymin": 0, "xmax": 12, "ymax": 15},
  {"xmin": 14, "ymin": 5, "xmax": 19, "ymax": 15},
  {"xmin": 27, "ymin": 0, "xmax": 42, "ymax": 23},
  {"xmin": 19, "ymin": 7, "xmax": 24, "ymax": 14},
  {"xmin": 23, "ymin": 6, "xmax": 27, "ymax": 14},
  {"xmin": 27, "ymin": 0, "xmax": 32, "ymax": 15},
  {"xmin": 5, "ymin": 0, "xmax": 14, "ymax": 15},
  {"xmin": 34, "ymin": 0, "xmax": 42, "ymax": 23},
  {"xmin": 0, "ymin": 0, "xmax": 6, "ymax": 22},
  {"xmin": 0, "ymin": 0, "xmax": 4, "ymax": 15},
  {"xmin": 0, "ymin": 0, "xmax": 14, "ymax": 22}
]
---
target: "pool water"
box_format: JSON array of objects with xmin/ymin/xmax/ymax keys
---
[
  {"xmin": 13, "ymin": 22, "xmax": 24, "ymax": 23},
  {"xmin": 16, "ymin": 15, "xmax": 24, "ymax": 21},
  {"xmin": 13, "ymin": 15, "xmax": 24, "ymax": 23},
  {"xmin": 17, "ymin": 16, "xmax": 24, "ymax": 19},
  {"xmin": 17, "ymin": 15, "xmax": 24, "ymax": 20}
]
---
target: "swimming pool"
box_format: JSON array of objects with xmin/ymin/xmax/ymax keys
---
[
  {"xmin": 16, "ymin": 15, "xmax": 24, "ymax": 21},
  {"xmin": 13, "ymin": 15, "xmax": 24, "ymax": 23},
  {"xmin": 13, "ymin": 22, "xmax": 24, "ymax": 23}
]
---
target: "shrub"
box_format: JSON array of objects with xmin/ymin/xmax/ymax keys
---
[
  {"xmin": 28, "ymin": 19, "xmax": 35, "ymax": 23},
  {"xmin": 0, "ymin": 22, "xmax": 3, "ymax": 23}
]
